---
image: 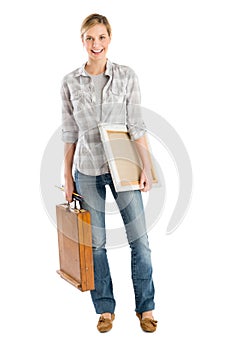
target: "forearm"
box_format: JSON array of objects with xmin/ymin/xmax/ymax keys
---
[
  {"xmin": 134, "ymin": 134, "xmax": 153, "ymax": 192},
  {"xmin": 64, "ymin": 143, "xmax": 76, "ymax": 179},
  {"xmin": 134, "ymin": 134, "xmax": 151, "ymax": 170}
]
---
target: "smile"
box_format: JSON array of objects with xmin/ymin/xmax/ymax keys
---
[{"xmin": 91, "ymin": 49, "xmax": 104, "ymax": 54}]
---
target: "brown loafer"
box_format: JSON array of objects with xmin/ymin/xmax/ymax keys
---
[
  {"xmin": 97, "ymin": 314, "xmax": 115, "ymax": 333},
  {"xmin": 136, "ymin": 313, "xmax": 158, "ymax": 332}
]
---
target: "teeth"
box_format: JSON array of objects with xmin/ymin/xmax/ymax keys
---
[{"xmin": 92, "ymin": 49, "xmax": 102, "ymax": 53}]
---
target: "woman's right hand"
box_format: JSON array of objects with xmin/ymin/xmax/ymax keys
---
[{"xmin": 64, "ymin": 177, "xmax": 74, "ymax": 203}]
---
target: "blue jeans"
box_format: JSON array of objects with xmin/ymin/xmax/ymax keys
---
[{"xmin": 74, "ymin": 170, "xmax": 155, "ymax": 314}]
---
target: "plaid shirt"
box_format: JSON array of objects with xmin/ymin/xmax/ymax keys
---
[{"xmin": 61, "ymin": 59, "xmax": 146, "ymax": 175}]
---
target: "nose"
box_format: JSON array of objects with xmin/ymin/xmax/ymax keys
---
[{"xmin": 92, "ymin": 38, "xmax": 100, "ymax": 48}]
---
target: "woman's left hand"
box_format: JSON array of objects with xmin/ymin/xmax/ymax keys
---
[{"xmin": 139, "ymin": 168, "xmax": 153, "ymax": 192}]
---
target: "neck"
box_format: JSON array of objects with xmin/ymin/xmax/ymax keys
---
[{"xmin": 85, "ymin": 58, "xmax": 107, "ymax": 75}]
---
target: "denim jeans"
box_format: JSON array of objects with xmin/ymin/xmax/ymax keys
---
[{"xmin": 74, "ymin": 170, "xmax": 155, "ymax": 314}]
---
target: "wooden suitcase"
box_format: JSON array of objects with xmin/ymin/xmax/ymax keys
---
[{"xmin": 56, "ymin": 203, "xmax": 95, "ymax": 292}]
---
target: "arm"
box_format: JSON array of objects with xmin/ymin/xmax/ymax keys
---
[
  {"xmin": 60, "ymin": 79, "xmax": 79, "ymax": 202},
  {"xmin": 135, "ymin": 134, "xmax": 153, "ymax": 192},
  {"xmin": 64, "ymin": 143, "xmax": 76, "ymax": 202},
  {"xmin": 125, "ymin": 69, "xmax": 151, "ymax": 191}
]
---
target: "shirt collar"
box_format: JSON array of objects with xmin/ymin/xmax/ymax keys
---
[{"xmin": 74, "ymin": 59, "xmax": 112, "ymax": 78}]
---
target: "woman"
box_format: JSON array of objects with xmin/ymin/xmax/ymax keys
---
[{"xmin": 61, "ymin": 13, "xmax": 157, "ymax": 333}]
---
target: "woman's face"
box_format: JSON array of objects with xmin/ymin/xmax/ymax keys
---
[{"xmin": 82, "ymin": 24, "xmax": 111, "ymax": 61}]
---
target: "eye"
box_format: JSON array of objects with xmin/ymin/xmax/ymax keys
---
[
  {"xmin": 85, "ymin": 37, "xmax": 92, "ymax": 41},
  {"xmin": 100, "ymin": 36, "xmax": 106, "ymax": 40}
]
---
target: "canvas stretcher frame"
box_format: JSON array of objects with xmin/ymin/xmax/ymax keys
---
[{"xmin": 99, "ymin": 123, "xmax": 159, "ymax": 192}]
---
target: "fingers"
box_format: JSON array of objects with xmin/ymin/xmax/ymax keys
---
[
  {"xmin": 141, "ymin": 182, "xmax": 150, "ymax": 192},
  {"xmin": 140, "ymin": 171, "xmax": 152, "ymax": 192}
]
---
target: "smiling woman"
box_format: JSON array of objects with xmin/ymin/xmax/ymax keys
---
[
  {"xmin": 61, "ymin": 13, "xmax": 157, "ymax": 333},
  {"xmin": 83, "ymin": 26, "xmax": 110, "ymax": 61},
  {"xmin": 81, "ymin": 15, "xmax": 112, "ymax": 73}
]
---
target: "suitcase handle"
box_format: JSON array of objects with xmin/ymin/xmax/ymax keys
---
[{"xmin": 67, "ymin": 197, "xmax": 83, "ymax": 210}]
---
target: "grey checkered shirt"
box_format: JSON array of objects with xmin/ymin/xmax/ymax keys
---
[{"xmin": 61, "ymin": 59, "xmax": 146, "ymax": 176}]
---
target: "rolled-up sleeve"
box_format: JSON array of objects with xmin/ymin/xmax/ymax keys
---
[
  {"xmin": 126, "ymin": 69, "xmax": 146, "ymax": 140},
  {"xmin": 61, "ymin": 81, "xmax": 79, "ymax": 143}
]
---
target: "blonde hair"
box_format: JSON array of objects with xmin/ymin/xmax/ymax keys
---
[{"xmin": 80, "ymin": 13, "xmax": 112, "ymax": 38}]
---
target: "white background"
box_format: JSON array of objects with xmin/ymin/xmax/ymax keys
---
[{"xmin": 1, "ymin": 0, "xmax": 234, "ymax": 348}]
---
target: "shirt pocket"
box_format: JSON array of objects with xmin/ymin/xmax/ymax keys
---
[
  {"xmin": 70, "ymin": 90, "xmax": 93, "ymax": 112},
  {"xmin": 109, "ymin": 80, "xmax": 126, "ymax": 103}
]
